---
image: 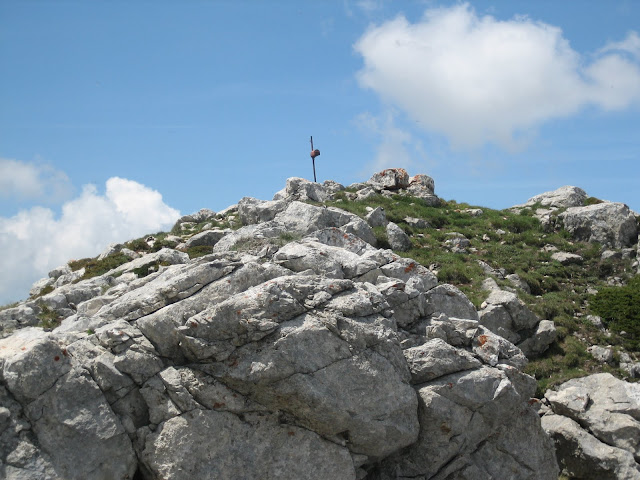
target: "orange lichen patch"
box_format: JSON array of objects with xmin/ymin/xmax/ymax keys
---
[
  {"xmin": 478, "ymin": 335, "xmax": 489, "ymax": 346},
  {"xmin": 404, "ymin": 262, "xmax": 417, "ymax": 273}
]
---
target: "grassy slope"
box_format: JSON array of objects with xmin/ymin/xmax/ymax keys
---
[{"xmin": 324, "ymin": 191, "xmax": 637, "ymax": 396}]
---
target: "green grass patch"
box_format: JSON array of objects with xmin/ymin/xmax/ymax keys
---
[
  {"xmin": 37, "ymin": 304, "xmax": 62, "ymax": 330},
  {"xmin": 69, "ymin": 253, "xmax": 132, "ymax": 280}
]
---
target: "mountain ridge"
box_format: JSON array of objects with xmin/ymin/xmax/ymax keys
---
[{"xmin": 1, "ymin": 167, "xmax": 639, "ymax": 479}]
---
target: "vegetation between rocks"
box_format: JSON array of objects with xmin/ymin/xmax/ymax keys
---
[{"xmin": 326, "ymin": 191, "xmax": 638, "ymax": 394}]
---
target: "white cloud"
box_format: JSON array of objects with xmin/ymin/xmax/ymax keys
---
[
  {"xmin": 356, "ymin": 111, "xmax": 417, "ymax": 171},
  {"xmin": 597, "ymin": 31, "xmax": 640, "ymax": 61},
  {"xmin": 0, "ymin": 177, "xmax": 180, "ymax": 304},
  {"xmin": 0, "ymin": 158, "xmax": 73, "ymax": 203},
  {"xmin": 354, "ymin": 3, "xmax": 640, "ymax": 149}
]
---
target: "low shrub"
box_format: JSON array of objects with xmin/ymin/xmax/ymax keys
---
[
  {"xmin": 69, "ymin": 253, "xmax": 132, "ymax": 280},
  {"xmin": 590, "ymin": 276, "xmax": 640, "ymax": 350}
]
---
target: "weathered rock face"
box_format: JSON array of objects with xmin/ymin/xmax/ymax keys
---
[
  {"xmin": 0, "ymin": 235, "xmax": 557, "ymax": 479},
  {"xmin": 1, "ymin": 171, "xmax": 561, "ymax": 480},
  {"xmin": 512, "ymin": 186, "xmax": 639, "ymax": 248},
  {"xmin": 520, "ymin": 185, "xmax": 588, "ymax": 208},
  {"xmin": 478, "ymin": 287, "xmax": 556, "ymax": 357},
  {"xmin": 559, "ymin": 202, "xmax": 638, "ymax": 248},
  {"xmin": 542, "ymin": 373, "xmax": 640, "ymax": 479}
]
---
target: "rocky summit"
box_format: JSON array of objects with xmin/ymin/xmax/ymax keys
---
[{"xmin": 1, "ymin": 168, "xmax": 639, "ymax": 479}]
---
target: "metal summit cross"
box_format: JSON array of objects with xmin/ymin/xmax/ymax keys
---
[{"xmin": 310, "ymin": 136, "xmax": 320, "ymax": 183}]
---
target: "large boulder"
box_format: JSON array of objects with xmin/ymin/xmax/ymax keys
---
[
  {"xmin": 271, "ymin": 177, "xmax": 343, "ymax": 203},
  {"xmin": 479, "ymin": 287, "xmax": 556, "ymax": 356},
  {"xmin": 520, "ymin": 186, "xmax": 588, "ymax": 208},
  {"xmin": 543, "ymin": 373, "xmax": 640, "ymax": 479},
  {"xmin": 558, "ymin": 202, "xmax": 638, "ymax": 248},
  {"xmin": 371, "ymin": 366, "xmax": 558, "ymax": 479},
  {"xmin": 367, "ymin": 168, "xmax": 410, "ymax": 190},
  {"xmin": 214, "ymin": 201, "xmax": 377, "ymax": 251}
]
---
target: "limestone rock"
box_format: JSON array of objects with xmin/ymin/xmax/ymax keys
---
[
  {"xmin": 0, "ymin": 173, "xmax": 563, "ymax": 480},
  {"xmin": 542, "ymin": 414, "xmax": 640, "ymax": 480},
  {"xmin": 408, "ymin": 174, "xmax": 435, "ymax": 195},
  {"xmin": 183, "ymin": 228, "xmax": 231, "ymax": 247},
  {"xmin": 544, "ymin": 373, "xmax": 640, "ymax": 478},
  {"xmin": 238, "ymin": 196, "xmax": 290, "ymax": 225},
  {"xmin": 214, "ymin": 201, "xmax": 376, "ymax": 251},
  {"xmin": 551, "ymin": 251, "xmax": 584, "ymax": 265},
  {"xmin": 403, "ymin": 338, "xmax": 481, "ymax": 384},
  {"xmin": 142, "ymin": 409, "xmax": 356, "ymax": 480},
  {"xmin": 365, "ymin": 206, "xmax": 388, "ymax": 227},
  {"xmin": 559, "ymin": 202, "xmax": 638, "ymax": 248},
  {"xmin": 386, "ymin": 222, "xmax": 411, "ymax": 251},
  {"xmin": 367, "ymin": 168, "xmax": 410, "ymax": 190},
  {"xmin": 373, "ymin": 366, "xmax": 558, "ymax": 479},
  {"xmin": 478, "ymin": 287, "xmax": 555, "ymax": 356},
  {"xmin": 520, "ymin": 185, "xmax": 588, "ymax": 208},
  {"xmin": 403, "ymin": 216, "xmax": 429, "ymax": 229},
  {"xmin": 172, "ymin": 208, "xmax": 216, "ymax": 230},
  {"xmin": 424, "ymin": 284, "xmax": 479, "ymax": 321}
]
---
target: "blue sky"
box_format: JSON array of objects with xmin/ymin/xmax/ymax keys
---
[{"xmin": 1, "ymin": 0, "xmax": 639, "ymax": 304}]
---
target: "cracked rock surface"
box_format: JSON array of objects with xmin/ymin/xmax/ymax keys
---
[{"xmin": 0, "ymin": 183, "xmax": 558, "ymax": 479}]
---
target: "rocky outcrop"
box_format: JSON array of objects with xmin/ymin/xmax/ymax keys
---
[
  {"xmin": 214, "ymin": 200, "xmax": 377, "ymax": 251},
  {"xmin": 542, "ymin": 373, "xmax": 640, "ymax": 479},
  {"xmin": 0, "ymin": 179, "xmax": 559, "ymax": 479},
  {"xmin": 559, "ymin": 202, "xmax": 638, "ymax": 248},
  {"xmin": 512, "ymin": 186, "xmax": 638, "ymax": 249},
  {"xmin": 519, "ymin": 185, "xmax": 588, "ymax": 209},
  {"xmin": 479, "ymin": 287, "xmax": 556, "ymax": 357},
  {"xmin": 356, "ymin": 168, "xmax": 440, "ymax": 206}
]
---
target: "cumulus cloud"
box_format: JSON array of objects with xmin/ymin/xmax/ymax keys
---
[
  {"xmin": 356, "ymin": 111, "xmax": 425, "ymax": 171},
  {"xmin": 0, "ymin": 158, "xmax": 73, "ymax": 203},
  {"xmin": 354, "ymin": 3, "xmax": 640, "ymax": 149},
  {"xmin": 597, "ymin": 31, "xmax": 640, "ymax": 61},
  {"xmin": 0, "ymin": 177, "xmax": 180, "ymax": 304}
]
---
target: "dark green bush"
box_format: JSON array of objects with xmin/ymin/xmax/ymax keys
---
[
  {"xmin": 591, "ymin": 277, "xmax": 640, "ymax": 349},
  {"xmin": 69, "ymin": 253, "xmax": 131, "ymax": 279}
]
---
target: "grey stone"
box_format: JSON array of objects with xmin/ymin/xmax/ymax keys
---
[
  {"xmin": 375, "ymin": 366, "xmax": 558, "ymax": 479},
  {"xmin": 403, "ymin": 216, "xmax": 430, "ymax": 228},
  {"xmin": 365, "ymin": 206, "xmax": 388, "ymax": 227},
  {"xmin": 424, "ymin": 284, "xmax": 479, "ymax": 321},
  {"xmin": 142, "ymin": 410, "xmax": 356, "ymax": 480},
  {"xmin": 545, "ymin": 373, "xmax": 640, "ymax": 476},
  {"xmin": 238, "ymin": 196, "xmax": 290, "ymax": 225},
  {"xmin": 542, "ymin": 414, "xmax": 640, "ymax": 480},
  {"xmin": 519, "ymin": 185, "xmax": 588, "ymax": 209},
  {"xmin": 588, "ymin": 345, "xmax": 615, "ymax": 364},
  {"xmin": 506, "ymin": 273, "xmax": 531, "ymax": 293},
  {"xmin": 559, "ymin": 202, "xmax": 638, "ymax": 248},
  {"xmin": 403, "ymin": 338, "xmax": 481, "ymax": 384},
  {"xmin": 367, "ymin": 168, "xmax": 410, "ymax": 190},
  {"xmin": 551, "ymin": 251, "xmax": 584, "ymax": 265},
  {"xmin": 386, "ymin": 222, "xmax": 412, "ymax": 251},
  {"xmin": 473, "ymin": 326, "xmax": 528, "ymax": 369},
  {"xmin": 184, "ymin": 228, "xmax": 231, "ymax": 247}
]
